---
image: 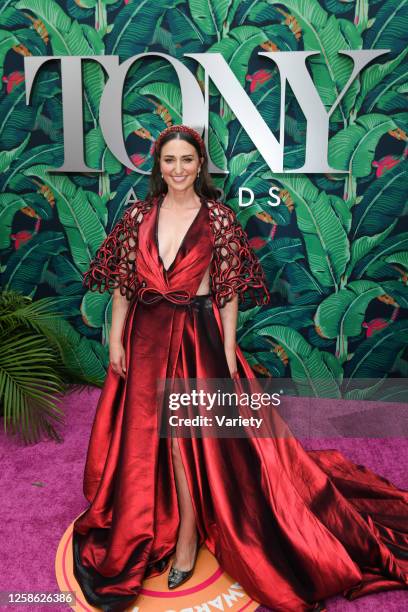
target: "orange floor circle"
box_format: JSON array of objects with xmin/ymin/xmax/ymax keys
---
[{"xmin": 56, "ymin": 518, "xmax": 259, "ymax": 611}]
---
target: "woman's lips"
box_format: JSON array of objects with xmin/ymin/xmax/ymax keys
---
[{"xmin": 172, "ymin": 176, "xmax": 188, "ymax": 182}]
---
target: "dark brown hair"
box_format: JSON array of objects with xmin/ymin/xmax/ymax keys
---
[{"xmin": 146, "ymin": 130, "xmax": 220, "ymax": 201}]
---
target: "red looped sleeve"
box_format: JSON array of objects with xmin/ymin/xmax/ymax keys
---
[
  {"xmin": 208, "ymin": 201, "xmax": 270, "ymax": 308},
  {"xmin": 82, "ymin": 200, "xmax": 150, "ymax": 301}
]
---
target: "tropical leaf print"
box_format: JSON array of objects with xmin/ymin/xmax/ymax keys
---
[{"xmin": 0, "ymin": 0, "xmax": 406, "ymax": 392}]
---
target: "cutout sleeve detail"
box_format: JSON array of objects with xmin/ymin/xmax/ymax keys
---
[
  {"xmin": 208, "ymin": 200, "xmax": 270, "ymax": 308},
  {"xmin": 82, "ymin": 199, "xmax": 151, "ymax": 301}
]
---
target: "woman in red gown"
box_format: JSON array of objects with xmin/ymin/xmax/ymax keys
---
[{"xmin": 73, "ymin": 125, "xmax": 408, "ymax": 612}]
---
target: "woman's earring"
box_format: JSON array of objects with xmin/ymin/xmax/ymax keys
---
[{"xmin": 161, "ymin": 173, "xmax": 163, "ymax": 179}]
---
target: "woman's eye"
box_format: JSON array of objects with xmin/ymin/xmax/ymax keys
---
[{"xmin": 164, "ymin": 158, "xmax": 193, "ymax": 162}]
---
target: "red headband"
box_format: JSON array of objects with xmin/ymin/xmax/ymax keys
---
[{"xmin": 154, "ymin": 125, "xmax": 206, "ymax": 156}]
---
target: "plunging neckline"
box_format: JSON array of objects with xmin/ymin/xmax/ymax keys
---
[{"xmin": 154, "ymin": 193, "xmax": 204, "ymax": 274}]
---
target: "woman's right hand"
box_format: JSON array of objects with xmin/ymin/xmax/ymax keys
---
[{"xmin": 109, "ymin": 341, "xmax": 127, "ymax": 379}]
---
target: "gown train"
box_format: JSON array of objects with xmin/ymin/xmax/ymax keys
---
[
  {"xmin": 73, "ymin": 195, "xmax": 408, "ymax": 611},
  {"xmin": 73, "ymin": 294, "xmax": 408, "ymax": 612}
]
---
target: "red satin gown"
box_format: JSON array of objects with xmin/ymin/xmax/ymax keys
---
[{"xmin": 73, "ymin": 194, "xmax": 408, "ymax": 612}]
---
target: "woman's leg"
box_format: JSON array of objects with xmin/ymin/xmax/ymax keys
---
[{"xmin": 171, "ymin": 436, "xmax": 198, "ymax": 570}]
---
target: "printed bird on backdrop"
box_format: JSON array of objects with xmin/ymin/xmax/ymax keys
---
[{"xmin": 2, "ymin": 71, "xmax": 24, "ymax": 94}]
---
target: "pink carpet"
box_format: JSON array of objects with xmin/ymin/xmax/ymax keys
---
[{"xmin": 1, "ymin": 386, "xmax": 407, "ymax": 611}]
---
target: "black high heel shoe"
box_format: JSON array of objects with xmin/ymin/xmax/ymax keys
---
[{"xmin": 167, "ymin": 540, "xmax": 199, "ymax": 590}]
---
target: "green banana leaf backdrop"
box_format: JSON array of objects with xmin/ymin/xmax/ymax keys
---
[{"xmin": 0, "ymin": 0, "xmax": 407, "ymax": 398}]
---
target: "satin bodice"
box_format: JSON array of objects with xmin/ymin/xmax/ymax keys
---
[
  {"xmin": 135, "ymin": 196, "xmax": 213, "ymax": 303},
  {"xmin": 82, "ymin": 193, "xmax": 269, "ymax": 308}
]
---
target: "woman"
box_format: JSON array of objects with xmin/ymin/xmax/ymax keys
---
[{"xmin": 73, "ymin": 125, "xmax": 408, "ymax": 612}]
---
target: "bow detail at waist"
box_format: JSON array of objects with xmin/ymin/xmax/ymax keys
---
[{"xmin": 138, "ymin": 285, "xmax": 193, "ymax": 305}]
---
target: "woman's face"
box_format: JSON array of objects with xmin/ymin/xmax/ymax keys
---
[{"xmin": 160, "ymin": 138, "xmax": 203, "ymax": 193}]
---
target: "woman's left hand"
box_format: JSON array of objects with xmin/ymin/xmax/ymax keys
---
[{"xmin": 224, "ymin": 345, "xmax": 238, "ymax": 378}]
